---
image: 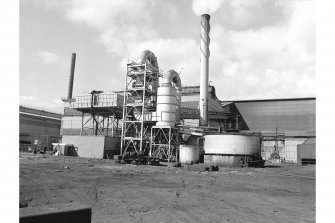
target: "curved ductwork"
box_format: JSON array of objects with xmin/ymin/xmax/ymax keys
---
[
  {"xmin": 162, "ymin": 70, "xmax": 182, "ymax": 123},
  {"xmin": 138, "ymin": 50, "xmax": 160, "ymax": 92},
  {"xmin": 139, "ymin": 50, "xmax": 159, "ymax": 69},
  {"xmin": 162, "ymin": 70, "xmax": 181, "ymax": 87}
]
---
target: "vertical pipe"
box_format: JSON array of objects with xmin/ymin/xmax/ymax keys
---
[
  {"xmin": 67, "ymin": 53, "xmax": 76, "ymax": 99},
  {"xmin": 236, "ymin": 116, "xmax": 239, "ymax": 130},
  {"xmin": 107, "ymin": 116, "xmax": 109, "ymax": 136},
  {"xmin": 199, "ymin": 14, "xmax": 210, "ymax": 126},
  {"xmin": 175, "ymin": 87, "xmax": 182, "ymax": 124},
  {"xmin": 111, "ymin": 116, "xmax": 114, "ymax": 136}
]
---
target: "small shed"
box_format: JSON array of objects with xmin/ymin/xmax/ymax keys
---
[{"xmin": 297, "ymin": 137, "xmax": 316, "ymax": 165}]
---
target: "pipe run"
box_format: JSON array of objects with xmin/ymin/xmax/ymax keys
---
[{"xmin": 162, "ymin": 70, "xmax": 182, "ymax": 123}]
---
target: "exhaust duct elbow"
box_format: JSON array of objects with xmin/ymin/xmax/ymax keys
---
[
  {"xmin": 139, "ymin": 50, "xmax": 159, "ymax": 69},
  {"xmin": 162, "ymin": 70, "xmax": 181, "ymax": 88},
  {"xmin": 162, "ymin": 70, "xmax": 182, "ymax": 123}
]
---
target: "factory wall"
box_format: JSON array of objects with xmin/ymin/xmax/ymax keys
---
[
  {"xmin": 297, "ymin": 138, "xmax": 316, "ymax": 165},
  {"xmin": 261, "ymin": 138, "xmax": 307, "ymax": 163},
  {"xmin": 61, "ymin": 107, "xmax": 84, "ymax": 135},
  {"xmin": 61, "ymin": 115, "xmax": 87, "ymax": 135},
  {"xmin": 19, "ymin": 106, "xmax": 62, "ymax": 150},
  {"xmin": 283, "ymin": 138, "xmax": 308, "ymax": 163},
  {"xmin": 61, "ymin": 135, "xmax": 120, "ymax": 159},
  {"xmin": 261, "ymin": 140, "xmax": 285, "ymax": 160}
]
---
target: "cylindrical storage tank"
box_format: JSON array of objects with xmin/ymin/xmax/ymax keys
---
[
  {"xmin": 156, "ymin": 86, "xmax": 177, "ymax": 126},
  {"xmin": 204, "ymin": 135, "xmax": 260, "ymax": 155},
  {"xmin": 179, "ymin": 145, "xmax": 200, "ymax": 164},
  {"xmin": 203, "ymin": 134, "xmax": 261, "ymax": 165}
]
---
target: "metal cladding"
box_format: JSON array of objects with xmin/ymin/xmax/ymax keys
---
[
  {"xmin": 199, "ymin": 14, "xmax": 210, "ymax": 126},
  {"xmin": 156, "ymin": 70, "xmax": 182, "ymax": 126},
  {"xmin": 67, "ymin": 53, "xmax": 76, "ymax": 100}
]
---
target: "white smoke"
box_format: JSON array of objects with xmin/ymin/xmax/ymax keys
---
[{"xmin": 192, "ymin": 0, "xmax": 223, "ymax": 16}]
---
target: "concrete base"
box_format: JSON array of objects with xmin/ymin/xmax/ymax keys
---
[
  {"xmin": 270, "ymin": 159, "xmax": 281, "ymax": 164},
  {"xmin": 20, "ymin": 202, "xmax": 91, "ymax": 223},
  {"xmin": 204, "ymin": 154, "xmax": 249, "ymax": 166}
]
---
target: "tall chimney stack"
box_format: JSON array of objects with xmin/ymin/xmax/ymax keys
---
[
  {"xmin": 199, "ymin": 14, "xmax": 210, "ymax": 126},
  {"xmin": 67, "ymin": 53, "xmax": 76, "ymax": 100}
]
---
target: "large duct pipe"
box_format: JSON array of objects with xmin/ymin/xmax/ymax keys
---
[
  {"xmin": 199, "ymin": 14, "xmax": 210, "ymax": 126},
  {"xmin": 138, "ymin": 50, "xmax": 159, "ymax": 92},
  {"xmin": 139, "ymin": 50, "xmax": 159, "ymax": 69},
  {"xmin": 67, "ymin": 53, "xmax": 76, "ymax": 100},
  {"xmin": 162, "ymin": 70, "xmax": 182, "ymax": 123}
]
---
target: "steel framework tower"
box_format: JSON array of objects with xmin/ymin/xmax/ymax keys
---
[
  {"xmin": 150, "ymin": 126, "xmax": 179, "ymax": 162},
  {"xmin": 120, "ymin": 58, "xmax": 161, "ymax": 155}
]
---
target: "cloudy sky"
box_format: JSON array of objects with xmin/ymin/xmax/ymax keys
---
[{"xmin": 20, "ymin": 0, "xmax": 315, "ymax": 113}]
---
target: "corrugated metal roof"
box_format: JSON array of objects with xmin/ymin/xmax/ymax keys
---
[
  {"xmin": 225, "ymin": 99, "xmax": 316, "ymax": 137},
  {"xmin": 19, "ymin": 105, "xmax": 62, "ymax": 119},
  {"xmin": 221, "ymin": 97, "xmax": 316, "ymax": 103}
]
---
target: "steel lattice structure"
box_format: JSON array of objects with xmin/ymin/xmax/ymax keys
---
[
  {"xmin": 120, "ymin": 59, "xmax": 162, "ymax": 155},
  {"xmin": 150, "ymin": 126, "xmax": 179, "ymax": 162},
  {"xmin": 79, "ymin": 112, "xmax": 122, "ymax": 136},
  {"xmin": 69, "ymin": 91, "xmax": 123, "ymax": 137}
]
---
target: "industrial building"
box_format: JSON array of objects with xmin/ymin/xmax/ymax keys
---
[
  {"xmin": 61, "ymin": 88, "xmax": 315, "ymax": 163},
  {"xmin": 57, "ymin": 13, "xmax": 315, "ymax": 165},
  {"xmin": 19, "ymin": 105, "xmax": 62, "ymax": 151},
  {"xmin": 221, "ymin": 98, "xmax": 316, "ymax": 163}
]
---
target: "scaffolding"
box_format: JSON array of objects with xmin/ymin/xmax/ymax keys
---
[
  {"xmin": 120, "ymin": 59, "xmax": 162, "ymax": 155},
  {"xmin": 150, "ymin": 126, "xmax": 179, "ymax": 162}
]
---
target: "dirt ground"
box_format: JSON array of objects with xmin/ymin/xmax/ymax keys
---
[{"xmin": 19, "ymin": 153, "xmax": 315, "ymax": 223}]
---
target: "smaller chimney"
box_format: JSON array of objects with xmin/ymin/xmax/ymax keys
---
[{"xmin": 67, "ymin": 53, "xmax": 76, "ymax": 99}]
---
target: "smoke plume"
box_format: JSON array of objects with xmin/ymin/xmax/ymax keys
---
[{"xmin": 192, "ymin": 0, "xmax": 223, "ymax": 15}]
